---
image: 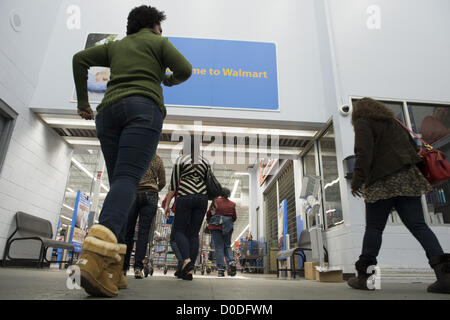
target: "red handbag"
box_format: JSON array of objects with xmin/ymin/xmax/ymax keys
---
[
  {"xmin": 161, "ymin": 178, "xmax": 182, "ymax": 213},
  {"xmin": 396, "ymin": 119, "xmax": 450, "ymax": 184}
]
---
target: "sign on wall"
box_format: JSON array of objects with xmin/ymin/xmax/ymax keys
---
[
  {"xmin": 164, "ymin": 37, "xmax": 278, "ymax": 110},
  {"xmin": 69, "ymin": 191, "xmax": 90, "ymax": 253},
  {"xmin": 72, "ymin": 33, "xmax": 279, "ymax": 111},
  {"xmin": 277, "ymin": 199, "xmax": 288, "ymax": 251}
]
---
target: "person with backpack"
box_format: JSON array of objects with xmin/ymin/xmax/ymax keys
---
[{"xmin": 206, "ymin": 188, "xmax": 237, "ymax": 277}]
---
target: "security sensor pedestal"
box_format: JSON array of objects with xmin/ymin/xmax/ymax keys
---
[
  {"xmin": 300, "ymin": 175, "xmax": 343, "ymax": 282},
  {"xmin": 300, "ymin": 175, "xmax": 326, "ymax": 266}
]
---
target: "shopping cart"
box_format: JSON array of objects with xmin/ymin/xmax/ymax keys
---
[
  {"xmin": 143, "ymin": 208, "xmax": 178, "ymax": 277},
  {"xmin": 198, "ymin": 220, "xmax": 216, "ymax": 275},
  {"xmin": 238, "ymin": 240, "xmax": 266, "ymax": 273}
]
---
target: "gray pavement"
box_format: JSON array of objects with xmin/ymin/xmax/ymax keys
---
[{"xmin": 0, "ymin": 267, "xmax": 449, "ymax": 300}]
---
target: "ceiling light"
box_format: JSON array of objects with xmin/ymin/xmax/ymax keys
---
[
  {"xmin": 71, "ymin": 158, "xmax": 94, "ymax": 178},
  {"xmin": 230, "ymin": 179, "xmax": 240, "ymax": 199},
  {"xmin": 71, "ymin": 157, "xmax": 109, "ymax": 192},
  {"xmin": 64, "ymin": 137, "xmax": 100, "ymax": 146},
  {"xmin": 324, "ymin": 178, "xmax": 340, "ymax": 190},
  {"xmin": 201, "ymin": 145, "xmax": 299, "ymax": 156},
  {"xmin": 39, "ymin": 114, "xmax": 317, "ymax": 138},
  {"xmin": 163, "ymin": 123, "xmax": 315, "ymax": 138},
  {"xmin": 63, "ymin": 204, "xmax": 74, "ymax": 211},
  {"xmin": 233, "ymin": 224, "xmax": 249, "ymax": 245}
]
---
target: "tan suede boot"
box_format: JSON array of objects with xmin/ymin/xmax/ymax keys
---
[
  {"xmin": 76, "ymin": 224, "xmax": 120, "ymax": 297},
  {"xmin": 106, "ymin": 244, "xmax": 128, "ymax": 289}
]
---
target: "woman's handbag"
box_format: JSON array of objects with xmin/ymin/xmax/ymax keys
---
[
  {"xmin": 162, "ymin": 178, "xmax": 181, "ymax": 213},
  {"xmin": 206, "ymin": 166, "xmax": 222, "ymax": 200},
  {"xmin": 395, "ymin": 118, "xmax": 450, "ymax": 184}
]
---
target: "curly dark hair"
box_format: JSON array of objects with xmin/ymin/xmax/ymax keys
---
[
  {"xmin": 126, "ymin": 5, "xmax": 166, "ymax": 36},
  {"xmin": 351, "ymin": 97, "xmax": 394, "ymax": 126},
  {"xmin": 221, "ymin": 188, "xmax": 231, "ymax": 199}
]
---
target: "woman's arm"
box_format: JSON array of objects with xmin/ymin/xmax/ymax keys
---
[
  {"xmin": 352, "ymin": 118, "xmax": 374, "ymax": 196},
  {"xmin": 165, "ymin": 159, "xmax": 181, "ymax": 217},
  {"xmin": 206, "ymin": 203, "xmax": 212, "ymax": 222},
  {"xmin": 72, "ymin": 44, "xmax": 110, "ymax": 114},
  {"xmin": 161, "ymin": 38, "xmax": 192, "ymax": 87},
  {"xmin": 164, "ymin": 190, "xmax": 176, "ymax": 218}
]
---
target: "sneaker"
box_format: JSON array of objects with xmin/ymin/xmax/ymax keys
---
[
  {"xmin": 218, "ymin": 270, "xmax": 225, "ymax": 277},
  {"xmin": 134, "ymin": 268, "xmax": 144, "ymax": 279}
]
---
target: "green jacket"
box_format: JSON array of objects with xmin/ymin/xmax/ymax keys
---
[{"xmin": 72, "ymin": 28, "xmax": 192, "ymax": 118}]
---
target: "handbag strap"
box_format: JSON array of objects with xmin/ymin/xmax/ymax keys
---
[{"xmin": 394, "ymin": 118, "xmax": 433, "ymax": 150}]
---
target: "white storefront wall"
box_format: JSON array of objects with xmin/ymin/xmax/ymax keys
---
[{"xmin": 0, "ymin": 0, "xmax": 449, "ymax": 270}]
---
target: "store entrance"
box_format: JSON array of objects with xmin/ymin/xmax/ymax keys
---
[{"xmin": 37, "ymin": 112, "xmax": 322, "ymax": 276}]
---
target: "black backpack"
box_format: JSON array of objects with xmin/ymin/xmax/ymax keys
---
[{"xmin": 205, "ymin": 166, "xmax": 222, "ymax": 200}]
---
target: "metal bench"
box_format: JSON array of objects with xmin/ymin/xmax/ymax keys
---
[
  {"xmin": 276, "ymin": 230, "xmax": 328, "ymax": 279},
  {"xmin": 2, "ymin": 212, "xmax": 75, "ymax": 268}
]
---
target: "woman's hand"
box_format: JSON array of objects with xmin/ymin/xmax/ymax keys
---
[
  {"xmin": 162, "ymin": 74, "xmax": 173, "ymax": 87},
  {"xmin": 351, "ymin": 181, "xmax": 362, "ymax": 197},
  {"xmin": 77, "ymin": 107, "xmax": 94, "ymax": 120},
  {"xmin": 164, "ymin": 205, "xmax": 171, "ymax": 220},
  {"xmin": 351, "ymin": 188, "xmax": 362, "ymax": 197}
]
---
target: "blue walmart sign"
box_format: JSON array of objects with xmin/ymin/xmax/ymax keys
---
[{"xmin": 163, "ymin": 37, "xmax": 278, "ymax": 111}]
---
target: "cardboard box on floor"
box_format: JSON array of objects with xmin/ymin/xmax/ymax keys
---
[
  {"xmin": 305, "ymin": 262, "xmax": 343, "ymax": 282},
  {"xmin": 315, "ymin": 267, "xmax": 343, "ymax": 283},
  {"xmin": 304, "ymin": 262, "xmax": 328, "ymax": 280},
  {"xmin": 269, "ymin": 249, "xmax": 279, "ymax": 272}
]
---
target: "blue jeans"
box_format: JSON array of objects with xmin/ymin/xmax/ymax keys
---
[
  {"xmin": 173, "ymin": 194, "xmax": 208, "ymax": 262},
  {"xmin": 123, "ymin": 192, "xmax": 158, "ymax": 270},
  {"xmin": 170, "ymin": 223, "xmax": 183, "ymax": 270},
  {"xmin": 358, "ymin": 196, "xmax": 444, "ymax": 270},
  {"xmin": 96, "ymin": 96, "xmax": 163, "ymax": 242},
  {"xmin": 211, "ymin": 229, "xmax": 235, "ymax": 271}
]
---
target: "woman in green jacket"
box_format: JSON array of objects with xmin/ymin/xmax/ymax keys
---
[{"xmin": 72, "ymin": 5, "xmax": 192, "ymax": 297}]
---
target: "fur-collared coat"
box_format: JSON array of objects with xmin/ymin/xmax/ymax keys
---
[{"xmin": 351, "ymin": 100, "xmax": 423, "ymax": 191}]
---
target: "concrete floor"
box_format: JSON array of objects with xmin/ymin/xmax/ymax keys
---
[{"xmin": 0, "ymin": 267, "xmax": 449, "ymax": 300}]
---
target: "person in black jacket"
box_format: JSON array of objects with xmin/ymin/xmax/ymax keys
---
[{"xmin": 348, "ymin": 97, "xmax": 449, "ymax": 294}]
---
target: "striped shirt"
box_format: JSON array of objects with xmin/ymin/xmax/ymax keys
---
[{"xmin": 169, "ymin": 154, "xmax": 209, "ymax": 196}]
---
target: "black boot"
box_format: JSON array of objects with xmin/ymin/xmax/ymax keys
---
[
  {"xmin": 347, "ymin": 259, "xmax": 376, "ymax": 291},
  {"xmin": 227, "ymin": 263, "xmax": 237, "ymax": 277},
  {"xmin": 428, "ymin": 254, "xmax": 450, "ymax": 294},
  {"xmin": 175, "ymin": 261, "xmax": 183, "ymax": 278}
]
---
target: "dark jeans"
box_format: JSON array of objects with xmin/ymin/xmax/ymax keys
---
[
  {"xmin": 359, "ymin": 196, "xmax": 444, "ymax": 270},
  {"xmin": 123, "ymin": 192, "xmax": 158, "ymax": 270},
  {"xmin": 173, "ymin": 194, "xmax": 208, "ymax": 262},
  {"xmin": 96, "ymin": 95, "xmax": 163, "ymax": 243},
  {"xmin": 170, "ymin": 223, "xmax": 183, "ymax": 270},
  {"xmin": 211, "ymin": 230, "xmax": 235, "ymax": 271}
]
